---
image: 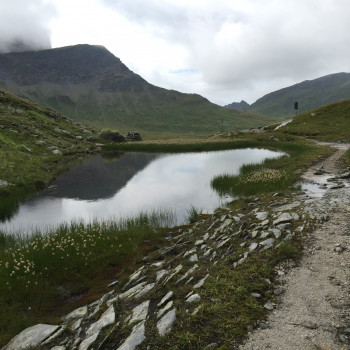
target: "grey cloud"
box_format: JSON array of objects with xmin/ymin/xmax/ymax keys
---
[
  {"xmin": 100, "ymin": 0, "xmax": 350, "ymax": 103},
  {"xmin": 0, "ymin": 0, "xmax": 55, "ymax": 53}
]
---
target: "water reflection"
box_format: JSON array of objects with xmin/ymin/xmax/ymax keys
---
[{"xmin": 0, "ymin": 148, "xmax": 284, "ymax": 234}]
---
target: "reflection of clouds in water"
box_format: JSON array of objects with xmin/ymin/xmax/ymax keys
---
[{"xmin": 1, "ymin": 149, "xmax": 284, "ymax": 233}]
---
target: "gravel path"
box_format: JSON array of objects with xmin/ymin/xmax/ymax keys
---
[{"xmin": 240, "ymin": 142, "xmax": 350, "ymax": 350}]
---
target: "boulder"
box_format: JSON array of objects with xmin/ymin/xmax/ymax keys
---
[
  {"xmin": 125, "ymin": 131, "xmax": 142, "ymax": 142},
  {"xmin": 2, "ymin": 324, "xmax": 60, "ymax": 350},
  {"xmin": 99, "ymin": 130, "xmax": 125, "ymax": 142}
]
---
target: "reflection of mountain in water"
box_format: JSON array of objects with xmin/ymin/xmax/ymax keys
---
[{"xmin": 44, "ymin": 153, "xmax": 157, "ymax": 200}]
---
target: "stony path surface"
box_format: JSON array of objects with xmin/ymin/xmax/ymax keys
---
[{"xmin": 240, "ymin": 142, "xmax": 350, "ymax": 350}]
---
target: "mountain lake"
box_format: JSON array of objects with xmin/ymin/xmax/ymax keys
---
[{"xmin": 0, "ymin": 148, "xmax": 285, "ymax": 234}]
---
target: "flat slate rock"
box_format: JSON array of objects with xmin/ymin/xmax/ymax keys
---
[
  {"xmin": 3, "ymin": 324, "xmax": 60, "ymax": 350},
  {"xmin": 157, "ymin": 309, "xmax": 177, "ymax": 336},
  {"xmin": 117, "ymin": 321, "xmax": 146, "ymax": 350}
]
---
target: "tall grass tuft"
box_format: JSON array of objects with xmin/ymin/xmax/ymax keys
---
[{"xmin": 186, "ymin": 206, "xmax": 202, "ymax": 224}]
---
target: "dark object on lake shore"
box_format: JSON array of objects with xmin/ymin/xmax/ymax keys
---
[
  {"xmin": 99, "ymin": 130, "xmax": 126, "ymax": 142},
  {"xmin": 125, "ymin": 130, "xmax": 142, "ymax": 142}
]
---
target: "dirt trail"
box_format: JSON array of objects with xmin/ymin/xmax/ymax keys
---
[{"xmin": 240, "ymin": 143, "xmax": 350, "ymax": 350}]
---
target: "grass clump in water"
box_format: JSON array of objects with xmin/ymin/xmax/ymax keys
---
[
  {"xmin": 0, "ymin": 210, "xmax": 175, "ymax": 346},
  {"xmin": 211, "ymin": 139, "xmax": 332, "ymax": 197},
  {"xmin": 186, "ymin": 206, "xmax": 202, "ymax": 224}
]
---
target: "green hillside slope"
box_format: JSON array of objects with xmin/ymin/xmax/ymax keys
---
[
  {"xmin": 280, "ymin": 99, "xmax": 350, "ymax": 141},
  {"xmin": 0, "ymin": 45, "xmax": 276, "ymax": 133},
  {"xmin": 247, "ymin": 72, "xmax": 350, "ymax": 118},
  {"xmin": 0, "ymin": 89, "xmax": 97, "ymax": 189}
]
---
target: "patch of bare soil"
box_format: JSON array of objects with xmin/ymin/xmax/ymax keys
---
[{"xmin": 240, "ymin": 142, "xmax": 350, "ymax": 350}]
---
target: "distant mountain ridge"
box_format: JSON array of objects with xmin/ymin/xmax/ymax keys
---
[
  {"xmin": 239, "ymin": 72, "xmax": 350, "ymax": 118},
  {"xmin": 225, "ymin": 100, "xmax": 250, "ymax": 111},
  {"xmin": 0, "ymin": 44, "xmax": 276, "ymax": 133}
]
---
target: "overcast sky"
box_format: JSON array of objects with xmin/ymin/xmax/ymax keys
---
[{"xmin": 1, "ymin": 0, "xmax": 350, "ymax": 105}]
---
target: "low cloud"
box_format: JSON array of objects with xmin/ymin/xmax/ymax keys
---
[
  {"xmin": 0, "ymin": 0, "xmax": 55, "ymax": 53},
  {"xmin": 101, "ymin": 0, "xmax": 350, "ymax": 103}
]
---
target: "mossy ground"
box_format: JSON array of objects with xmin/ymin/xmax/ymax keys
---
[{"xmin": 280, "ymin": 99, "xmax": 350, "ymax": 141}]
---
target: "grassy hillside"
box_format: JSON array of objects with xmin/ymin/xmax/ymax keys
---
[
  {"xmin": 0, "ymin": 45, "xmax": 277, "ymax": 133},
  {"xmin": 280, "ymin": 99, "xmax": 350, "ymax": 141},
  {"xmin": 0, "ymin": 89, "xmax": 97, "ymax": 190},
  {"xmin": 247, "ymin": 72, "xmax": 350, "ymax": 118}
]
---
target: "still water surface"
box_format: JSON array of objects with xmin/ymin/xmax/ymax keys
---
[{"xmin": 0, "ymin": 149, "xmax": 284, "ymax": 233}]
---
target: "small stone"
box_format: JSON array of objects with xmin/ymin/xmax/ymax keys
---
[
  {"xmin": 261, "ymin": 219, "xmax": 270, "ymax": 226},
  {"xmin": 259, "ymin": 322, "xmax": 270, "ymax": 329},
  {"xmin": 52, "ymin": 149, "xmax": 63, "ymax": 156},
  {"xmin": 186, "ymin": 294, "xmax": 201, "ymax": 303},
  {"xmin": 260, "ymin": 231, "xmax": 270, "ymax": 239},
  {"xmin": 249, "ymin": 242, "xmax": 258, "ymax": 252},
  {"xmin": 251, "ymin": 293, "xmax": 261, "ymax": 298},
  {"xmin": 274, "ymin": 287, "xmax": 283, "ymax": 295},
  {"xmin": 195, "ymin": 240, "xmax": 204, "ymax": 246},
  {"xmin": 194, "ymin": 274, "xmax": 209, "ymax": 289},
  {"xmin": 273, "ymin": 212, "xmax": 293, "ymax": 226},
  {"xmin": 204, "ymin": 343, "xmax": 219, "ymax": 349},
  {"xmin": 158, "ymin": 291, "xmax": 174, "ymax": 307},
  {"xmin": 260, "ymin": 238, "xmax": 275, "ymax": 249},
  {"xmin": 301, "ymin": 321, "xmax": 318, "ymax": 329},
  {"xmin": 189, "ymin": 254, "xmax": 198, "ymax": 262},
  {"xmin": 264, "ymin": 302, "xmax": 274, "ymax": 311},
  {"xmin": 157, "ymin": 309, "xmax": 176, "ymax": 336},
  {"xmin": 255, "ymin": 212, "xmax": 268, "ymax": 221}
]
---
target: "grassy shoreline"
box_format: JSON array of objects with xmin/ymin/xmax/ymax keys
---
[{"xmin": 0, "ymin": 133, "xmax": 333, "ymax": 346}]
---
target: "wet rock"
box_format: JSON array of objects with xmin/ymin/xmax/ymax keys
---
[
  {"xmin": 2, "ymin": 324, "xmax": 60, "ymax": 350},
  {"xmin": 117, "ymin": 321, "xmax": 145, "ymax": 350},
  {"xmin": 157, "ymin": 309, "xmax": 176, "ymax": 336},
  {"xmin": 314, "ymin": 168, "xmax": 326, "ymax": 175}
]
